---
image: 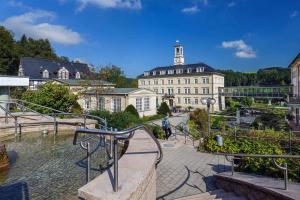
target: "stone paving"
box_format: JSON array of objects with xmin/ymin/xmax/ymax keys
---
[{"xmin": 155, "ymin": 113, "xmax": 230, "ymax": 200}]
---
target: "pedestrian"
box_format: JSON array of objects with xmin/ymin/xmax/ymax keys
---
[{"xmin": 162, "ymin": 116, "xmax": 172, "ymax": 139}]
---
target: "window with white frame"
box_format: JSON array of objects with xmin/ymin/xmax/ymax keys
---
[
  {"xmin": 98, "ymin": 97, "xmax": 105, "ymax": 110},
  {"xmin": 177, "ymin": 97, "xmax": 181, "ymax": 104},
  {"xmin": 202, "ymin": 77, "xmax": 209, "ymax": 84},
  {"xmin": 152, "ymin": 71, "xmax": 156, "ymax": 76},
  {"xmin": 42, "ymin": 69, "xmax": 49, "ymax": 78},
  {"xmin": 195, "ymin": 88, "xmax": 198, "ymax": 94},
  {"xmin": 144, "ymin": 71, "xmax": 150, "ymax": 76},
  {"xmin": 136, "ymin": 98, "xmax": 142, "ymax": 112},
  {"xmin": 177, "ymin": 79, "xmax": 180, "ymax": 84},
  {"xmin": 154, "ymin": 80, "xmax": 158, "ymax": 85},
  {"xmin": 187, "ymin": 68, "xmax": 192, "ymax": 73},
  {"xmin": 161, "ymin": 79, "xmax": 164, "ymax": 85},
  {"xmin": 177, "ymin": 88, "xmax": 181, "ymax": 94},
  {"xmin": 84, "ymin": 97, "xmax": 91, "ymax": 110},
  {"xmin": 112, "ymin": 98, "xmax": 121, "ymax": 112},
  {"xmin": 176, "ymin": 69, "xmax": 183, "ymax": 74},
  {"xmin": 144, "ymin": 97, "xmax": 150, "ymax": 111},
  {"xmin": 75, "ymin": 71, "xmax": 81, "ymax": 79},
  {"xmin": 184, "ymin": 78, "xmax": 190, "ymax": 84},
  {"xmin": 168, "ymin": 70, "xmax": 174, "ymax": 74},
  {"xmin": 194, "ymin": 98, "xmax": 199, "ymax": 104},
  {"xmin": 58, "ymin": 67, "xmax": 69, "ymax": 79},
  {"xmin": 148, "ymin": 80, "xmax": 151, "ymax": 85},
  {"xmin": 196, "ymin": 67, "xmax": 204, "ymax": 72},
  {"xmin": 194, "ymin": 78, "xmax": 198, "ymax": 84},
  {"xmin": 160, "ymin": 70, "xmax": 166, "ymax": 75},
  {"xmin": 161, "ymin": 88, "xmax": 164, "ymax": 94},
  {"xmin": 202, "ymin": 87, "xmax": 209, "ymax": 94}
]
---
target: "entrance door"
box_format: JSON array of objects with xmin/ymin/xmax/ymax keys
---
[{"xmin": 169, "ymin": 99, "xmax": 174, "ymax": 107}]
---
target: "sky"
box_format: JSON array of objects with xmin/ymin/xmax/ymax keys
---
[{"xmin": 0, "ymin": 0, "xmax": 299, "ymax": 77}]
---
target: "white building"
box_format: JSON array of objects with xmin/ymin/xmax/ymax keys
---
[{"xmin": 138, "ymin": 42, "xmax": 225, "ymax": 112}]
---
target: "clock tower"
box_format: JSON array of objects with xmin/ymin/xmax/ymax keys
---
[{"xmin": 173, "ymin": 41, "xmax": 184, "ymax": 65}]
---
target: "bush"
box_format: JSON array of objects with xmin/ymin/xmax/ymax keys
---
[
  {"xmin": 124, "ymin": 104, "xmax": 139, "ymax": 118},
  {"xmin": 187, "ymin": 120, "xmax": 200, "ymax": 140},
  {"xmin": 157, "ymin": 102, "xmax": 170, "ymax": 116},
  {"xmin": 241, "ymin": 97, "xmax": 253, "ymax": 107},
  {"xmin": 146, "ymin": 124, "xmax": 166, "ymax": 140},
  {"xmin": 89, "ymin": 110, "xmax": 140, "ymax": 130},
  {"xmin": 22, "ymin": 83, "xmax": 78, "ymax": 113},
  {"xmin": 190, "ymin": 109, "xmax": 208, "ymax": 136}
]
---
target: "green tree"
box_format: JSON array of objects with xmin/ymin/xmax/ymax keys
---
[
  {"xmin": 241, "ymin": 97, "xmax": 253, "ymax": 107},
  {"xmin": 99, "ymin": 65, "xmax": 137, "ymax": 88},
  {"xmin": 190, "ymin": 109, "xmax": 208, "ymax": 135},
  {"xmin": 22, "ymin": 82, "xmax": 78, "ymax": 113},
  {"xmin": 124, "ymin": 104, "xmax": 140, "ymax": 118},
  {"xmin": 157, "ymin": 102, "xmax": 170, "ymax": 116},
  {"xmin": 0, "ymin": 26, "xmax": 17, "ymax": 75}
]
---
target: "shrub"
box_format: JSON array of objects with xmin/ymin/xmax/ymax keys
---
[
  {"xmin": 190, "ymin": 109, "xmax": 208, "ymax": 136},
  {"xmin": 187, "ymin": 120, "xmax": 200, "ymax": 140},
  {"xmin": 157, "ymin": 102, "xmax": 170, "ymax": 116},
  {"xmin": 146, "ymin": 124, "xmax": 166, "ymax": 140},
  {"xmin": 124, "ymin": 104, "xmax": 139, "ymax": 118},
  {"xmin": 241, "ymin": 97, "xmax": 253, "ymax": 107},
  {"xmin": 22, "ymin": 83, "xmax": 78, "ymax": 113}
]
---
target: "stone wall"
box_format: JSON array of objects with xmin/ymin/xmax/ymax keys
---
[{"xmin": 78, "ymin": 129, "xmax": 158, "ymax": 200}]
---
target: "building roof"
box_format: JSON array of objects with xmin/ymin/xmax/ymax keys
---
[
  {"xmin": 20, "ymin": 57, "xmax": 93, "ymax": 79},
  {"xmin": 288, "ymin": 53, "xmax": 300, "ymax": 68},
  {"xmin": 138, "ymin": 62, "xmax": 223, "ymax": 79},
  {"xmin": 85, "ymin": 88, "xmax": 153, "ymax": 95},
  {"xmin": 53, "ymin": 79, "xmax": 114, "ymax": 86}
]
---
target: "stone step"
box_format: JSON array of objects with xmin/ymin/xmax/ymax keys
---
[{"xmin": 174, "ymin": 190, "xmax": 247, "ymax": 200}]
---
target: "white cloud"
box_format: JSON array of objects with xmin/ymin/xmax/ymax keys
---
[
  {"xmin": 182, "ymin": 6, "xmax": 200, "ymax": 14},
  {"xmin": 77, "ymin": 0, "xmax": 142, "ymax": 11},
  {"xmin": 228, "ymin": 1, "xmax": 236, "ymax": 8},
  {"xmin": 290, "ymin": 11, "xmax": 299, "ymax": 18},
  {"xmin": 221, "ymin": 40, "xmax": 256, "ymax": 58},
  {"xmin": 1, "ymin": 10, "xmax": 82, "ymax": 45},
  {"xmin": 7, "ymin": 0, "xmax": 32, "ymax": 9}
]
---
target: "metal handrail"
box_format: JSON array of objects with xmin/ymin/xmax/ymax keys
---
[
  {"xmin": 0, "ymin": 104, "xmax": 19, "ymax": 135},
  {"xmin": 73, "ymin": 125, "xmax": 163, "ymax": 192},
  {"xmin": 214, "ymin": 153, "xmax": 300, "ymax": 190}
]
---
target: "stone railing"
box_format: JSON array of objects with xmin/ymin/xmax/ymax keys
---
[{"xmin": 78, "ymin": 129, "xmax": 159, "ymax": 200}]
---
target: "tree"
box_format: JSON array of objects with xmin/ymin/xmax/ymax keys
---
[
  {"xmin": 157, "ymin": 102, "xmax": 170, "ymax": 116},
  {"xmin": 124, "ymin": 104, "xmax": 139, "ymax": 118},
  {"xmin": 22, "ymin": 82, "xmax": 78, "ymax": 113},
  {"xmin": 241, "ymin": 97, "xmax": 253, "ymax": 107},
  {"xmin": 99, "ymin": 65, "xmax": 137, "ymax": 88},
  {"xmin": 0, "ymin": 26, "xmax": 17, "ymax": 75},
  {"xmin": 190, "ymin": 109, "xmax": 208, "ymax": 136}
]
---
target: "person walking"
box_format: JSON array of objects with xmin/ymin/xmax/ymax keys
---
[{"xmin": 162, "ymin": 116, "xmax": 172, "ymax": 139}]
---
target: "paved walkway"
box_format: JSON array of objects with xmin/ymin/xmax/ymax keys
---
[
  {"xmin": 154, "ymin": 113, "xmax": 230, "ymax": 200},
  {"xmin": 156, "ymin": 144, "xmax": 230, "ymax": 200}
]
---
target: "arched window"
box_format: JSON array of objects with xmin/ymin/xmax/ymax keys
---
[
  {"xmin": 18, "ymin": 65, "xmax": 24, "ymax": 76},
  {"xmin": 58, "ymin": 67, "xmax": 69, "ymax": 79},
  {"xmin": 42, "ymin": 69, "xmax": 49, "ymax": 78},
  {"xmin": 75, "ymin": 71, "xmax": 81, "ymax": 79}
]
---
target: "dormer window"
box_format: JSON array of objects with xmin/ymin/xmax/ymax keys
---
[
  {"xmin": 168, "ymin": 70, "xmax": 174, "ymax": 74},
  {"xmin": 160, "ymin": 70, "xmax": 166, "ymax": 75},
  {"xmin": 144, "ymin": 71, "xmax": 150, "ymax": 76},
  {"xmin": 75, "ymin": 71, "xmax": 81, "ymax": 79},
  {"xmin": 152, "ymin": 71, "xmax": 156, "ymax": 76},
  {"xmin": 42, "ymin": 69, "xmax": 49, "ymax": 78},
  {"xmin": 18, "ymin": 65, "xmax": 24, "ymax": 76},
  {"xmin": 58, "ymin": 67, "xmax": 69, "ymax": 79},
  {"xmin": 187, "ymin": 68, "xmax": 192, "ymax": 73},
  {"xmin": 196, "ymin": 67, "xmax": 204, "ymax": 72},
  {"xmin": 176, "ymin": 69, "xmax": 183, "ymax": 74}
]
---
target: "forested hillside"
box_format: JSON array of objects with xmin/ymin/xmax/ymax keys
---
[{"xmin": 219, "ymin": 67, "xmax": 290, "ymax": 87}]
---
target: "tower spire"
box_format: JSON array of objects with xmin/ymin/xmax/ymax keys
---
[{"xmin": 174, "ymin": 41, "xmax": 184, "ymax": 65}]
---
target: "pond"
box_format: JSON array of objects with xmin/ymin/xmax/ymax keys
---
[{"xmin": 0, "ymin": 131, "xmax": 119, "ymax": 199}]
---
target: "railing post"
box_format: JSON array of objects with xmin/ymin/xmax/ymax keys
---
[
  {"xmin": 289, "ymin": 130, "xmax": 292, "ymax": 154},
  {"xmin": 110, "ymin": 127, "xmax": 113, "ymax": 158},
  {"xmin": 113, "ymin": 136, "xmax": 118, "ymax": 192},
  {"xmin": 284, "ymin": 163, "xmax": 288, "ymax": 190},
  {"xmin": 53, "ymin": 113, "xmax": 57, "ymax": 135},
  {"xmin": 80, "ymin": 141, "xmax": 91, "ymax": 183},
  {"xmin": 5, "ymin": 104, "xmax": 8, "ymax": 124},
  {"xmin": 14, "ymin": 117, "xmax": 18, "ymax": 136},
  {"xmin": 83, "ymin": 114, "xmax": 87, "ymax": 129}
]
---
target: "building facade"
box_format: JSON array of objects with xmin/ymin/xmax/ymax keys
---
[
  {"xmin": 288, "ymin": 53, "xmax": 300, "ymax": 125},
  {"xmin": 138, "ymin": 43, "xmax": 225, "ymax": 112},
  {"xmin": 18, "ymin": 57, "xmax": 94, "ymax": 90},
  {"xmin": 80, "ymin": 88, "xmax": 157, "ymax": 116}
]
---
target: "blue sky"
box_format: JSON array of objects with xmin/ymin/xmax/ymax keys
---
[{"xmin": 0, "ymin": 0, "xmax": 299, "ymax": 77}]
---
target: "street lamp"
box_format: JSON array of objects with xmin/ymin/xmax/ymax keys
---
[{"xmin": 201, "ymin": 97, "xmax": 216, "ymax": 136}]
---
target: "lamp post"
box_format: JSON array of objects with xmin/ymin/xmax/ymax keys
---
[{"xmin": 201, "ymin": 97, "xmax": 216, "ymax": 136}]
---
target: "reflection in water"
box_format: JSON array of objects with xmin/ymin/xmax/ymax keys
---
[{"xmin": 0, "ymin": 131, "xmax": 116, "ymax": 199}]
